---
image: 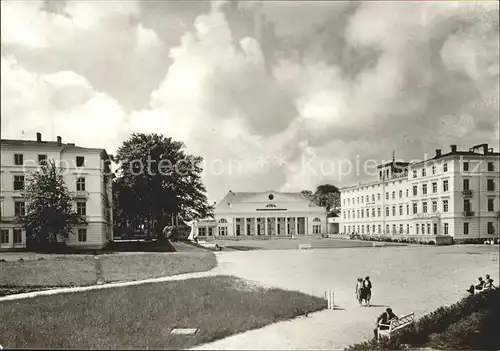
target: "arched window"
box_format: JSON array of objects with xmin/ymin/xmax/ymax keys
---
[
  {"xmin": 313, "ymin": 217, "xmax": 321, "ymax": 222},
  {"xmin": 218, "ymin": 218, "xmax": 227, "ymax": 223},
  {"xmin": 265, "ymin": 204, "xmax": 277, "ymax": 208}
]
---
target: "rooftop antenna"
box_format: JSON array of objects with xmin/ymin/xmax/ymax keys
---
[{"xmin": 392, "ymin": 149, "xmax": 395, "ymax": 162}]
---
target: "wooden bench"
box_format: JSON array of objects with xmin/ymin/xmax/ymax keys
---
[{"xmin": 377, "ymin": 312, "xmax": 415, "ymax": 341}]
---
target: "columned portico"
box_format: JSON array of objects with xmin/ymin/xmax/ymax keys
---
[{"xmin": 195, "ymin": 191, "xmax": 327, "ymax": 238}]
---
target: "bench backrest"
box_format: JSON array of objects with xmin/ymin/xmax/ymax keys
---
[{"xmin": 390, "ymin": 312, "xmax": 415, "ymax": 331}]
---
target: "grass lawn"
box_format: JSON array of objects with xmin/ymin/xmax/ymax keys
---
[
  {"xmin": 0, "ymin": 275, "xmax": 326, "ymax": 349},
  {"xmin": 0, "ymin": 252, "xmax": 216, "ymax": 289}
]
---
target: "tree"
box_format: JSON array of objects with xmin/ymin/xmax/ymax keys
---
[
  {"xmin": 16, "ymin": 160, "xmax": 86, "ymax": 248},
  {"xmin": 300, "ymin": 190, "xmax": 314, "ymax": 199},
  {"xmin": 301, "ymin": 184, "xmax": 340, "ymax": 214},
  {"xmin": 112, "ymin": 177, "xmax": 140, "ymax": 236},
  {"xmin": 113, "ymin": 133, "xmax": 213, "ymax": 237},
  {"xmin": 314, "ymin": 184, "xmax": 340, "ymax": 212}
]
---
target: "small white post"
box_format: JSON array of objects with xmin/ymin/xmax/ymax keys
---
[{"xmin": 325, "ymin": 290, "xmax": 334, "ymax": 309}]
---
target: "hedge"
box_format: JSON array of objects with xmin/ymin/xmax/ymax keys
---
[{"xmin": 345, "ymin": 288, "xmax": 500, "ymax": 350}]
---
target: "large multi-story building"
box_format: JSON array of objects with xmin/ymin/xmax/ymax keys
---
[
  {"xmin": 194, "ymin": 190, "xmax": 328, "ymax": 237},
  {"xmin": 340, "ymin": 144, "xmax": 500, "ymax": 242},
  {"xmin": 0, "ymin": 133, "xmax": 113, "ymax": 250}
]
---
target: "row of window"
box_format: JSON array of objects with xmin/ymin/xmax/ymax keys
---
[
  {"xmin": 343, "ymin": 198, "xmax": 496, "ymax": 219},
  {"xmin": 13, "ymin": 154, "xmax": 86, "ymax": 167},
  {"xmin": 412, "ymin": 179, "xmax": 495, "ymax": 196},
  {"xmin": 0, "ymin": 228, "xmax": 23, "ymax": 244},
  {"xmin": 412, "ymin": 161, "xmax": 496, "ymax": 179},
  {"xmin": 379, "ymin": 168, "xmax": 408, "ymax": 180},
  {"xmin": 343, "ymin": 222, "xmax": 496, "ymax": 235},
  {"xmin": 343, "ymin": 179, "xmax": 496, "ymax": 206},
  {"xmin": 0, "ymin": 228, "xmax": 87, "ymax": 244},
  {"xmin": 345, "ymin": 190, "xmax": 408, "ymax": 206},
  {"xmin": 212, "ymin": 225, "xmax": 321, "ymax": 236},
  {"xmin": 218, "ymin": 218, "xmax": 321, "ymax": 223},
  {"xmin": 412, "ymin": 163, "xmax": 448, "ymax": 178},
  {"xmin": 10, "ymin": 175, "xmax": 87, "ymax": 191},
  {"xmin": 11, "ymin": 201, "xmax": 87, "ymax": 217},
  {"xmin": 463, "ymin": 222, "xmax": 496, "ymax": 235}
]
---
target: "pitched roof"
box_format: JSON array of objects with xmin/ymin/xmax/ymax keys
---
[
  {"xmin": 410, "ymin": 150, "xmax": 500, "ymax": 166},
  {"xmin": 1, "ymin": 139, "xmax": 107, "ymax": 153},
  {"xmin": 216, "ymin": 190, "xmax": 320, "ymax": 209}
]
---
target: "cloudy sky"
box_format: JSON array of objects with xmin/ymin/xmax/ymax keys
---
[{"xmin": 1, "ymin": 0, "xmax": 499, "ymax": 202}]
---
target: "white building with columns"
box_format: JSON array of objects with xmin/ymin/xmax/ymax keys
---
[
  {"xmin": 195, "ymin": 190, "xmax": 327, "ymax": 237},
  {"xmin": 340, "ymin": 143, "xmax": 500, "ymax": 242}
]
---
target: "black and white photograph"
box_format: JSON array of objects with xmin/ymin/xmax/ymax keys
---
[{"xmin": 0, "ymin": 0, "xmax": 499, "ymax": 349}]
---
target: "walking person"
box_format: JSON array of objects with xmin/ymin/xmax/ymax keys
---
[
  {"xmin": 363, "ymin": 276, "xmax": 372, "ymax": 307},
  {"xmin": 355, "ymin": 277, "xmax": 364, "ymax": 306}
]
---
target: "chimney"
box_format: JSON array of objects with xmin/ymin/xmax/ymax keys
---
[
  {"xmin": 57, "ymin": 136, "xmax": 62, "ymax": 146},
  {"xmin": 450, "ymin": 145, "xmax": 457, "ymax": 153},
  {"xmin": 36, "ymin": 132, "xmax": 42, "ymax": 142},
  {"xmin": 483, "ymin": 144, "xmax": 488, "ymax": 154},
  {"xmin": 435, "ymin": 149, "xmax": 441, "ymax": 157}
]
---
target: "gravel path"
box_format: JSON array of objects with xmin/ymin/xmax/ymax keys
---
[{"xmin": 192, "ymin": 245, "xmax": 499, "ymax": 350}]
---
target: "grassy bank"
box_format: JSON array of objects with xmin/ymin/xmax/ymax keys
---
[
  {"xmin": 346, "ymin": 288, "xmax": 500, "ymax": 350},
  {"xmin": 0, "ymin": 275, "xmax": 326, "ymax": 349},
  {"xmin": 0, "ymin": 252, "xmax": 216, "ymax": 293}
]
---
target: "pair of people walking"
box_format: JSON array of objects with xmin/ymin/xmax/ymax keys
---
[{"xmin": 355, "ymin": 276, "xmax": 372, "ymax": 306}]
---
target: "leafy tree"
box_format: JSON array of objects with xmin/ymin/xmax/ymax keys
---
[
  {"xmin": 16, "ymin": 160, "xmax": 86, "ymax": 248},
  {"xmin": 301, "ymin": 184, "xmax": 340, "ymax": 214},
  {"xmin": 112, "ymin": 177, "xmax": 140, "ymax": 236},
  {"xmin": 113, "ymin": 133, "xmax": 213, "ymax": 237},
  {"xmin": 300, "ymin": 190, "xmax": 314, "ymax": 199}
]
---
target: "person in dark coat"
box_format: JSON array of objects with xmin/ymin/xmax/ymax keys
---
[
  {"xmin": 363, "ymin": 276, "xmax": 372, "ymax": 307},
  {"xmin": 475, "ymin": 277, "xmax": 485, "ymax": 291},
  {"xmin": 374, "ymin": 308, "xmax": 398, "ymax": 339}
]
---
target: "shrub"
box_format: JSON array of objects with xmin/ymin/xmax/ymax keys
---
[
  {"xmin": 346, "ymin": 289, "xmax": 500, "ymax": 350},
  {"xmin": 454, "ymin": 238, "xmax": 489, "ymax": 245}
]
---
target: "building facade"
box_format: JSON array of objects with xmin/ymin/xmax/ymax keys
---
[
  {"xmin": 0, "ymin": 133, "xmax": 113, "ymax": 250},
  {"xmin": 340, "ymin": 144, "xmax": 500, "ymax": 241},
  {"xmin": 195, "ymin": 190, "xmax": 327, "ymax": 237}
]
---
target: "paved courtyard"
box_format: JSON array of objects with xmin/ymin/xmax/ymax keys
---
[{"xmin": 193, "ymin": 244, "xmax": 499, "ymax": 350}]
